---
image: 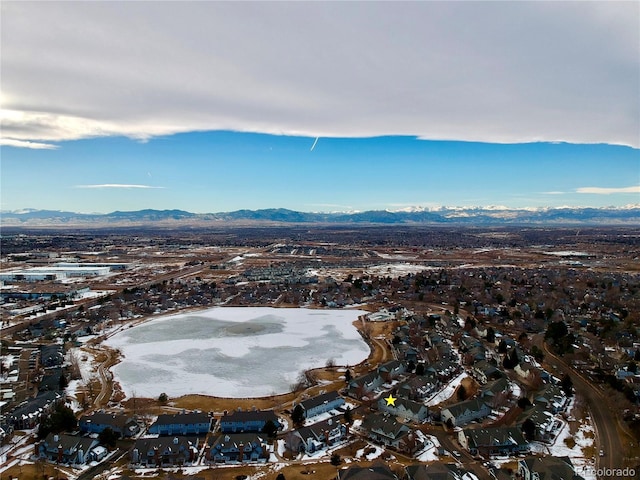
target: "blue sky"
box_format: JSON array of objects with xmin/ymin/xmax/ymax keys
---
[
  {"xmin": 2, "ymin": 133, "xmax": 638, "ymax": 213},
  {"xmin": 1, "ymin": 2, "xmax": 639, "ymax": 213}
]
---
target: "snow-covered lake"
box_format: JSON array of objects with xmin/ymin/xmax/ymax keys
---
[{"xmin": 105, "ymin": 307, "xmax": 369, "ymax": 398}]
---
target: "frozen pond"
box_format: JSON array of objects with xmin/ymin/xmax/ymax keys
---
[{"xmin": 105, "ymin": 307, "xmax": 369, "ymax": 398}]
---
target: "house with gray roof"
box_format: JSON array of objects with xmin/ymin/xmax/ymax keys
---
[
  {"xmin": 131, "ymin": 436, "xmax": 200, "ymax": 466},
  {"xmin": 472, "ymin": 360, "xmax": 504, "ymax": 384},
  {"xmin": 79, "ymin": 411, "xmax": 139, "ymax": 437},
  {"xmin": 148, "ymin": 412, "xmax": 211, "ymax": 436},
  {"xmin": 377, "ymin": 396, "xmax": 429, "ymax": 423},
  {"xmin": 38, "ymin": 433, "xmax": 99, "ymax": 465},
  {"xmin": 347, "ymin": 371, "xmax": 384, "ymax": 399},
  {"xmin": 207, "ymin": 433, "xmax": 268, "ymax": 463},
  {"xmin": 518, "ymin": 455, "xmax": 585, "ymax": 480},
  {"xmin": 361, "ymin": 412, "xmax": 420, "ymax": 454},
  {"xmin": 289, "ymin": 417, "xmax": 347, "ymax": 454},
  {"xmin": 299, "ymin": 390, "xmax": 344, "ymax": 419},
  {"xmin": 480, "ymin": 377, "xmax": 511, "ymax": 407},
  {"xmin": 405, "ymin": 461, "xmax": 476, "ymax": 480},
  {"xmin": 441, "ymin": 398, "xmax": 491, "ymax": 427},
  {"xmin": 219, "ymin": 409, "xmax": 281, "ymax": 433},
  {"xmin": 458, "ymin": 426, "xmax": 529, "ymax": 457},
  {"xmin": 398, "ymin": 374, "xmax": 439, "ymax": 400},
  {"xmin": 338, "ymin": 462, "xmax": 400, "ymax": 480},
  {"xmin": 534, "ymin": 384, "xmax": 569, "ymax": 414}
]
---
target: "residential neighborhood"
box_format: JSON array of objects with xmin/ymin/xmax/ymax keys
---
[{"xmin": 0, "ymin": 226, "xmax": 638, "ymax": 479}]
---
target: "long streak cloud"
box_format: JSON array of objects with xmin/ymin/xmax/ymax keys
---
[{"xmin": 1, "ymin": 2, "xmax": 638, "ymax": 148}]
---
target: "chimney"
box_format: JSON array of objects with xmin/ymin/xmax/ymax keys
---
[
  {"xmin": 324, "ymin": 429, "xmax": 330, "ymax": 445},
  {"xmin": 237, "ymin": 443, "xmax": 244, "ymax": 463},
  {"xmin": 57, "ymin": 444, "xmax": 63, "ymax": 463}
]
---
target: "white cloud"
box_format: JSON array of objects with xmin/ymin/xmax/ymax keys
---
[
  {"xmin": 75, "ymin": 184, "xmax": 164, "ymax": 189},
  {"xmin": 542, "ymin": 191, "xmax": 567, "ymax": 195},
  {"xmin": 576, "ymin": 186, "xmax": 640, "ymax": 195},
  {"xmin": 1, "ymin": 2, "xmax": 638, "ymax": 147},
  {"xmin": 0, "ymin": 138, "xmax": 58, "ymax": 149}
]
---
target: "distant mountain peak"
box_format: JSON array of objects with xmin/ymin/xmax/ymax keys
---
[{"xmin": 1, "ymin": 205, "xmax": 638, "ymax": 226}]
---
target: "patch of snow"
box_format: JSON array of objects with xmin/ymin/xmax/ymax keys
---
[{"xmin": 426, "ymin": 372, "xmax": 468, "ymax": 406}]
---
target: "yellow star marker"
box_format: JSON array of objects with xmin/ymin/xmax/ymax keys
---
[{"xmin": 384, "ymin": 394, "xmax": 397, "ymax": 406}]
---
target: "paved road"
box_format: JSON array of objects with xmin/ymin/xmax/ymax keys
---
[{"xmin": 542, "ymin": 343, "xmax": 631, "ymax": 478}]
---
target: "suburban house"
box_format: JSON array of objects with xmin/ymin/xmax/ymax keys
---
[
  {"xmin": 148, "ymin": 412, "xmax": 212, "ymax": 436},
  {"xmin": 426, "ymin": 359, "xmax": 460, "ymax": 382},
  {"xmin": 534, "ymin": 384, "xmax": 569, "ymax": 414},
  {"xmin": 288, "ymin": 418, "xmax": 347, "ymax": 454},
  {"xmin": 440, "ymin": 398, "xmax": 492, "ymax": 427},
  {"xmin": 38, "ymin": 433, "xmax": 99, "ymax": 465},
  {"xmin": 517, "ymin": 405, "xmax": 557, "ymax": 442},
  {"xmin": 518, "ymin": 455, "xmax": 585, "ymax": 480},
  {"xmin": 131, "ymin": 436, "xmax": 200, "ymax": 466},
  {"xmin": 219, "ymin": 409, "xmax": 281, "ymax": 433},
  {"xmin": 398, "ymin": 345, "xmax": 421, "ymax": 363},
  {"xmin": 479, "ymin": 377, "xmax": 512, "ymax": 407},
  {"xmin": 515, "ymin": 361, "xmax": 536, "ymax": 380},
  {"xmin": 459, "ymin": 334, "xmax": 482, "ymax": 352},
  {"xmin": 207, "ymin": 433, "xmax": 268, "ymax": 463},
  {"xmin": 79, "ymin": 411, "xmax": 139, "ymax": 438},
  {"xmin": 299, "ymin": 390, "xmax": 345, "ymax": 419},
  {"xmin": 338, "ymin": 462, "xmax": 400, "ymax": 480},
  {"xmin": 458, "ymin": 426, "xmax": 529, "ymax": 457},
  {"xmin": 377, "ymin": 396, "xmax": 429, "ymax": 423},
  {"xmin": 398, "ymin": 374, "xmax": 438, "ymax": 400},
  {"xmin": 361, "ymin": 412, "xmax": 420, "ymax": 454},
  {"xmin": 472, "ymin": 360, "xmax": 505, "ymax": 384},
  {"xmin": 377, "ymin": 360, "xmax": 406, "ymax": 382},
  {"xmin": 347, "ymin": 371, "xmax": 384, "ymax": 399},
  {"xmin": 7, "ymin": 391, "xmax": 61, "ymax": 429},
  {"xmin": 405, "ymin": 462, "xmax": 476, "ymax": 479}
]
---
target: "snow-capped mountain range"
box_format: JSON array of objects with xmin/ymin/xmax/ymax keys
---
[{"xmin": 1, "ymin": 205, "xmax": 639, "ymax": 226}]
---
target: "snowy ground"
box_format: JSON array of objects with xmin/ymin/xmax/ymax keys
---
[
  {"xmin": 544, "ymin": 415, "xmax": 596, "ymax": 480},
  {"xmin": 365, "ymin": 263, "xmax": 437, "ymax": 276},
  {"xmin": 415, "ymin": 431, "xmax": 440, "ymax": 462},
  {"xmin": 64, "ymin": 348, "xmax": 100, "ymax": 412},
  {"xmin": 426, "ymin": 372, "xmax": 468, "ymax": 406},
  {"xmin": 105, "ymin": 307, "xmax": 370, "ymax": 398},
  {"xmin": 492, "ymin": 398, "xmax": 597, "ymax": 480}
]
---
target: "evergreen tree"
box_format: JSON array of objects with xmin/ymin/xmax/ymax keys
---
[
  {"xmin": 486, "ymin": 327, "xmax": 495, "ymax": 344},
  {"xmin": 38, "ymin": 403, "xmax": 77, "ymax": 439},
  {"xmin": 98, "ymin": 427, "xmax": 120, "ymax": 448},
  {"xmin": 522, "ymin": 418, "xmax": 536, "ymax": 441},
  {"xmin": 292, "ymin": 404, "xmax": 305, "ymax": 426},
  {"xmin": 262, "ymin": 419, "xmax": 278, "ymax": 438},
  {"xmin": 457, "ymin": 385, "xmax": 467, "ymax": 401},
  {"xmin": 560, "ymin": 374, "xmax": 574, "ymax": 397},
  {"xmin": 343, "ymin": 406, "xmax": 353, "ymax": 425},
  {"xmin": 58, "ymin": 373, "xmax": 68, "ymax": 390}
]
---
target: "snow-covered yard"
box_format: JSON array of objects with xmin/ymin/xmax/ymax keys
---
[{"xmin": 426, "ymin": 372, "xmax": 468, "ymax": 406}]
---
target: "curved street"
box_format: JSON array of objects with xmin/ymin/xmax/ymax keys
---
[{"xmin": 542, "ymin": 342, "xmax": 633, "ymax": 477}]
